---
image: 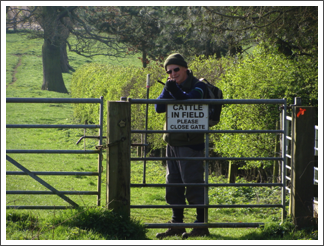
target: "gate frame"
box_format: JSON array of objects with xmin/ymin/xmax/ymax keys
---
[
  {"xmin": 281, "ymin": 98, "xmax": 318, "ymax": 227},
  {"xmin": 107, "ymin": 98, "xmax": 288, "ymax": 228},
  {"xmin": 6, "ymin": 97, "xmax": 104, "ymax": 209}
]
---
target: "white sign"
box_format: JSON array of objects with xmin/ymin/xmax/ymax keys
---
[{"xmin": 167, "ymin": 104, "xmax": 209, "ymax": 131}]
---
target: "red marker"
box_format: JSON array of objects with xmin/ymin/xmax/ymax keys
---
[{"xmin": 297, "ymin": 108, "xmax": 306, "ymax": 117}]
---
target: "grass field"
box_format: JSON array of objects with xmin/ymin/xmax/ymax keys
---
[{"xmin": 3, "ymin": 30, "xmax": 319, "ymax": 242}]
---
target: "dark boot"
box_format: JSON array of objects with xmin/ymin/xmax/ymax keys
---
[
  {"xmin": 156, "ymin": 220, "xmax": 186, "ymax": 239},
  {"xmin": 182, "ymin": 227, "xmax": 210, "ymax": 239}
]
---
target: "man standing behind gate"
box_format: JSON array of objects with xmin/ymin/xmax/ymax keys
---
[{"xmin": 154, "ymin": 53, "xmax": 210, "ymax": 239}]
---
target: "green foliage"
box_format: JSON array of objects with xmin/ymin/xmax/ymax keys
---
[
  {"xmin": 71, "ymin": 54, "xmax": 230, "ymax": 149},
  {"xmin": 213, "ymin": 44, "xmax": 318, "ymax": 169},
  {"xmin": 71, "ymin": 43, "xmax": 318, "ymax": 162},
  {"xmin": 71, "ymin": 62, "xmax": 169, "ymax": 149}
]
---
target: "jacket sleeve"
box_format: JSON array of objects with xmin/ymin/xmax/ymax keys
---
[
  {"xmin": 155, "ymin": 82, "xmax": 207, "ymax": 113},
  {"xmin": 155, "ymin": 88, "xmax": 172, "ymax": 113}
]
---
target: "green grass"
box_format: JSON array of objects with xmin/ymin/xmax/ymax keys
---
[
  {"xmin": 4, "ymin": 30, "xmax": 318, "ymax": 241},
  {"xmin": 6, "ymin": 207, "xmax": 148, "ymax": 240}
]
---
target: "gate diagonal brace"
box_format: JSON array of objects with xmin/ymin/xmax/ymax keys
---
[{"xmin": 6, "ymin": 155, "xmax": 79, "ymax": 208}]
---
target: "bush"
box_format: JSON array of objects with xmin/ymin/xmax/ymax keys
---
[
  {"xmin": 71, "ymin": 56, "xmax": 228, "ymax": 150},
  {"xmin": 71, "ymin": 44, "xmax": 318, "ymax": 163},
  {"xmin": 212, "ymin": 45, "xmax": 317, "ymax": 170},
  {"xmin": 71, "ymin": 62, "xmax": 173, "ymax": 149}
]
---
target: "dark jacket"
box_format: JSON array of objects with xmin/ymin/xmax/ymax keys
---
[{"xmin": 155, "ymin": 70, "xmax": 206, "ymax": 148}]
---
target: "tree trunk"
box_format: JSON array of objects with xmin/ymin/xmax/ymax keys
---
[
  {"xmin": 40, "ymin": 6, "xmax": 69, "ymax": 93},
  {"xmin": 60, "ymin": 41, "xmax": 74, "ymax": 73},
  {"xmin": 41, "ymin": 40, "xmax": 68, "ymax": 93}
]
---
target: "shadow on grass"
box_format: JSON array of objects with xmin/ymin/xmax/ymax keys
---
[
  {"xmin": 149, "ymin": 221, "xmax": 318, "ymax": 240},
  {"xmin": 7, "ymin": 207, "xmax": 150, "ymax": 240},
  {"xmin": 53, "ymin": 207, "xmax": 150, "ymax": 240}
]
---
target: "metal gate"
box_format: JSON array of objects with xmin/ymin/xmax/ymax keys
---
[
  {"xmin": 281, "ymin": 98, "xmax": 318, "ymax": 225},
  {"xmin": 107, "ymin": 96, "xmax": 288, "ymax": 229},
  {"xmin": 6, "ymin": 97, "xmax": 104, "ymax": 209}
]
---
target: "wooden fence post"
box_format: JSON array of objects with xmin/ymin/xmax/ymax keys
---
[
  {"xmin": 107, "ymin": 100, "xmax": 131, "ymax": 216},
  {"xmin": 291, "ymin": 106, "xmax": 317, "ymax": 227}
]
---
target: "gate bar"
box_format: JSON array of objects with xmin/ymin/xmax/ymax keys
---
[
  {"xmin": 132, "ymin": 129, "xmax": 283, "ymax": 134},
  {"xmin": 7, "ymin": 150, "xmax": 99, "ymax": 154},
  {"xmin": 131, "ymin": 157, "xmax": 283, "ymax": 161},
  {"xmin": 281, "ymin": 100, "xmax": 287, "ymax": 222},
  {"xmin": 97, "ymin": 96, "xmax": 104, "ymax": 206},
  {"xmin": 6, "ymin": 171, "xmax": 98, "ymax": 176},
  {"xmin": 6, "ymin": 124, "xmax": 100, "ymax": 128},
  {"xmin": 129, "ymin": 98, "xmax": 286, "ymax": 104},
  {"xmin": 144, "ymin": 222, "xmax": 264, "ymax": 228},
  {"xmin": 6, "ymin": 155, "xmax": 79, "ymax": 208},
  {"xmin": 204, "ymin": 130, "xmax": 209, "ymax": 223},
  {"xmin": 6, "ymin": 98, "xmax": 102, "ymax": 103},
  {"xmin": 7, "ymin": 191, "xmax": 98, "ymax": 195},
  {"xmin": 131, "ymin": 204, "xmax": 282, "ymax": 208},
  {"xmin": 6, "ymin": 206, "xmax": 74, "ymax": 209},
  {"xmin": 131, "ymin": 183, "xmax": 283, "ymax": 187},
  {"xmin": 142, "ymin": 74, "xmax": 150, "ymax": 184}
]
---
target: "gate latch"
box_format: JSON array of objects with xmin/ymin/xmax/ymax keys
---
[{"xmin": 95, "ymin": 137, "xmax": 126, "ymax": 150}]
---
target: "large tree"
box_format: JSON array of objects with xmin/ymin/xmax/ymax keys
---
[
  {"xmin": 38, "ymin": 6, "xmax": 75, "ymax": 93},
  {"xmin": 6, "ymin": 6, "xmax": 129, "ymax": 93},
  {"xmin": 6, "ymin": 6, "xmax": 74, "ymax": 93}
]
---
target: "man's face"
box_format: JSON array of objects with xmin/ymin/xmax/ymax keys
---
[{"xmin": 166, "ymin": 64, "xmax": 188, "ymax": 85}]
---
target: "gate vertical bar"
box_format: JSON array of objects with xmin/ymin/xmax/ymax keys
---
[
  {"xmin": 272, "ymin": 120, "xmax": 280, "ymax": 184},
  {"xmin": 97, "ymin": 96, "xmax": 103, "ymax": 206},
  {"xmin": 143, "ymin": 74, "xmax": 150, "ymax": 184},
  {"xmin": 204, "ymin": 132, "xmax": 209, "ymax": 223},
  {"xmin": 281, "ymin": 99, "xmax": 287, "ymax": 222},
  {"xmin": 285, "ymin": 110, "xmax": 291, "ymax": 214},
  {"xmin": 107, "ymin": 100, "xmax": 131, "ymax": 216},
  {"xmin": 289, "ymin": 106, "xmax": 296, "ymax": 215}
]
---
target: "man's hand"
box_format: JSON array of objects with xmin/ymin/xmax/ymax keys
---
[{"xmin": 165, "ymin": 79, "xmax": 178, "ymax": 94}]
